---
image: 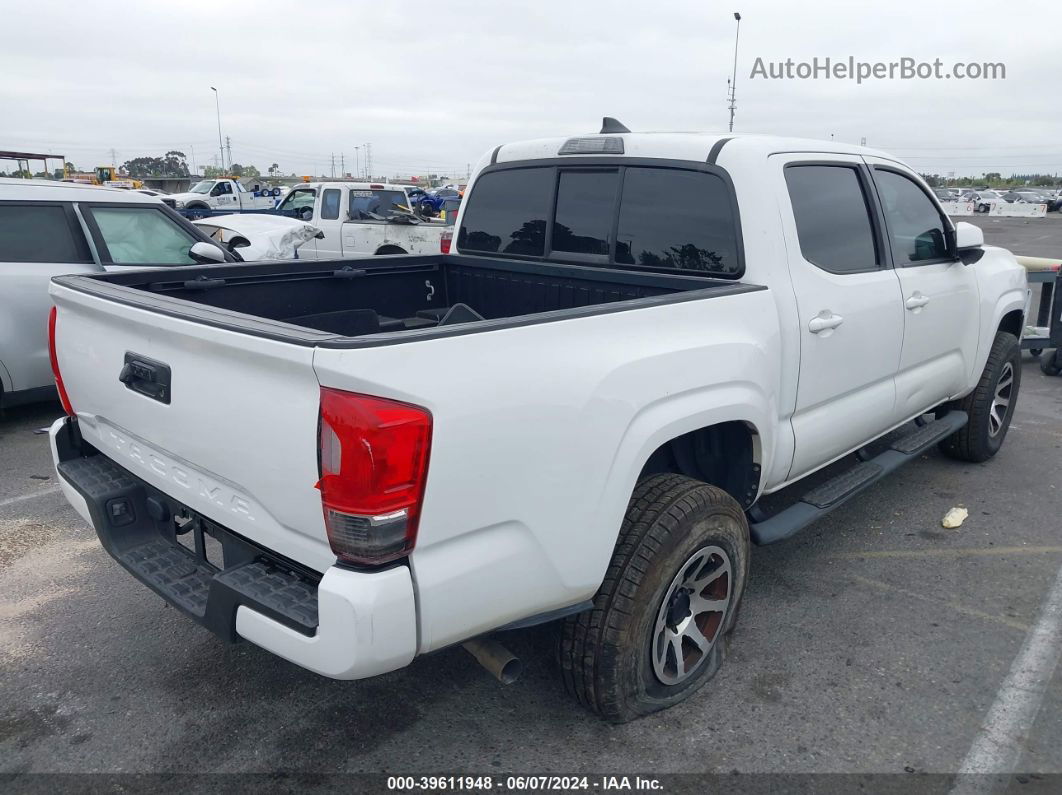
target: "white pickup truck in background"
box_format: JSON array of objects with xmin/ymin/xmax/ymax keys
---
[
  {"xmin": 47, "ymin": 123, "xmax": 1027, "ymax": 722},
  {"xmin": 274, "ymin": 181, "xmax": 449, "ymax": 257},
  {"xmin": 166, "ymin": 178, "xmax": 279, "ymax": 212}
]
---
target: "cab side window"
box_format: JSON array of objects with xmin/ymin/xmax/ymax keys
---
[
  {"xmin": 873, "ymin": 169, "xmax": 950, "ymax": 265},
  {"xmin": 321, "ymin": 189, "xmax": 341, "ymax": 220},
  {"xmin": 784, "ymin": 164, "xmax": 880, "ymax": 274},
  {"xmin": 211, "ymin": 182, "xmax": 233, "ymax": 197}
]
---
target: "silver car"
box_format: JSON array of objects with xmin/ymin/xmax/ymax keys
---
[{"xmin": 0, "ymin": 179, "xmax": 231, "ymax": 407}]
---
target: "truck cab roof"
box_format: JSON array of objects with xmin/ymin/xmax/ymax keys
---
[{"xmin": 490, "ymin": 131, "xmax": 901, "ymax": 170}]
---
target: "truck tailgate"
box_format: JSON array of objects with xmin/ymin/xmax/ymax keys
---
[{"xmin": 50, "ymin": 281, "xmax": 332, "ymax": 572}]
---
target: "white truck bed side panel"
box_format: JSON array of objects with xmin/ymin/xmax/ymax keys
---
[{"xmin": 312, "ymin": 288, "xmax": 781, "ymax": 651}]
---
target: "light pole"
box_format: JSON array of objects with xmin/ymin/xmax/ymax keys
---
[
  {"xmin": 210, "ymin": 87, "xmax": 225, "ymax": 172},
  {"xmin": 728, "ymin": 12, "xmax": 741, "ymax": 132}
]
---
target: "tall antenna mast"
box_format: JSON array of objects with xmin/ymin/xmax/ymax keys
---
[{"xmin": 728, "ymin": 12, "xmax": 742, "ymax": 132}]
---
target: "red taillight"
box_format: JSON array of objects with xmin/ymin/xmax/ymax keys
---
[
  {"xmin": 317, "ymin": 388, "xmax": 432, "ymax": 566},
  {"xmin": 48, "ymin": 307, "xmax": 74, "ymax": 416},
  {"xmin": 440, "ymin": 229, "xmax": 453, "ymax": 254}
]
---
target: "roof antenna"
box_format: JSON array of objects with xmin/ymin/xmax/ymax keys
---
[{"xmin": 600, "ymin": 117, "xmax": 630, "ymax": 134}]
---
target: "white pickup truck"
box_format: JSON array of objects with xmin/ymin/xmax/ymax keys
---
[
  {"xmin": 166, "ymin": 178, "xmax": 278, "ymax": 213},
  {"xmin": 273, "ymin": 181, "xmax": 448, "ymax": 257},
  {"xmin": 47, "ymin": 124, "xmax": 1027, "ymax": 722}
]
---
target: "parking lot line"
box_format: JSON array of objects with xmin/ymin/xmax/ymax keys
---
[
  {"xmin": 850, "ymin": 574, "xmax": 1031, "ymax": 632},
  {"xmin": 0, "ymin": 485, "xmax": 61, "ymax": 509},
  {"xmin": 951, "ymin": 561, "xmax": 1062, "ymax": 792},
  {"xmin": 833, "ymin": 546, "xmax": 1062, "ymax": 560}
]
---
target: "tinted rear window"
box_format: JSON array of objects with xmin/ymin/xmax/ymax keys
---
[
  {"xmin": 552, "ymin": 170, "xmax": 619, "ymax": 256},
  {"xmin": 459, "ymin": 165, "xmax": 741, "ymax": 276},
  {"xmin": 0, "ymin": 204, "xmax": 91, "ymax": 264},
  {"xmin": 615, "ymin": 168, "xmax": 739, "ymax": 274},
  {"xmin": 457, "ymin": 168, "xmax": 552, "ymax": 256}
]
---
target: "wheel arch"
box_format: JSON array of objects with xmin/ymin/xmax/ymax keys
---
[
  {"xmin": 639, "ymin": 420, "xmax": 763, "ymax": 509},
  {"xmin": 600, "ymin": 384, "xmax": 773, "ymax": 532},
  {"xmin": 997, "ymin": 307, "xmax": 1024, "ymax": 339},
  {"xmin": 375, "ymin": 245, "xmax": 408, "ymax": 255}
]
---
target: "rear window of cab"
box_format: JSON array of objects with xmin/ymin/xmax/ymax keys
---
[{"xmin": 457, "ymin": 164, "xmax": 742, "ymax": 278}]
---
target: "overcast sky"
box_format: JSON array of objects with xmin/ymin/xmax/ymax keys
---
[{"xmin": 3, "ymin": 0, "xmax": 1059, "ymax": 179}]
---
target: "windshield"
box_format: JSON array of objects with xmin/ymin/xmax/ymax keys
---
[
  {"xmin": 349, "ymin": 189, "xmax": 410, "ymax": 220},
  {"xmin": 188, "ymin": 180, "xmax": 215, "ymax": 194}
]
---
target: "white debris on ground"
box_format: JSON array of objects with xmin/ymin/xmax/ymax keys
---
[{"xmin": 942, "ymin": 506, "xmax": 969, "ymax": 529}]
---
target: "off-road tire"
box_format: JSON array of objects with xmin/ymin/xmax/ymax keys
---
[
  {"xmin": 558, "ymin": 474, "xmax": 750, "ymax": 723},
  {"xmin": 939, "ymin": 331, "xmax": 1021, "ymax": 462}
]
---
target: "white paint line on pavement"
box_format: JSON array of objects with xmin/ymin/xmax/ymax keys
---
[
  {"xmin": 951, "ymin": 560, "xmax": 1062, "ymax": 793},
  {"xmin": 0, "ymin": 485, "xmax": 62, "ymax": 509}
]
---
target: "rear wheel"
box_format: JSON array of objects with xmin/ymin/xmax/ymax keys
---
[
  {"xmin": 558, "ymin": 474, "xmax": 750, "ymax": 723},
  {"xmin": 939, "ymin": 331, "xmax": 1021, "ymax": 462}
]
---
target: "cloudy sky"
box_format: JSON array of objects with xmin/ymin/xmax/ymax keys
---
[{"xmin": 3, "ymin": 0, "xmax": 1059, "ymax": 179}]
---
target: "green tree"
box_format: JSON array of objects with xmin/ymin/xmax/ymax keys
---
[{"xmin": 202, "ymin": 165, "xmax": 224, "ymax": 178}]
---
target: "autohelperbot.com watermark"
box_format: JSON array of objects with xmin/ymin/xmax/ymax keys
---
[{"xmin": 749, "ymin": 56, "xmax": 1005, "ymax": 83}]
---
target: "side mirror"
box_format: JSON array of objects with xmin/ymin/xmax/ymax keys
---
[
  {"xmin": 189, "ymin": 241, "xmax": 228, "ymax": 264},
  {"xmin": 954, "ymin": 221, "xmax": 983, "ymax": 250},
  {"xmin": 953, "ymin": 221, "xmax": 984, "ymax": 265}
]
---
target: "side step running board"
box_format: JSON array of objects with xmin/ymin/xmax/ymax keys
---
[{"xmin": 750, "ymin": 411, "xmax": 968, "ymax": 545}]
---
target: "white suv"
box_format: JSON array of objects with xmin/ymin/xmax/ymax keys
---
[{"xmin": 0, "ymin": 179, "xmax": 231, "ymax": 408}]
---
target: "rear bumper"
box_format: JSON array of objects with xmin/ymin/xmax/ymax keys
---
[{"xmin": 49, "ymin": 417, "xmax": 417, "ymax": 680}]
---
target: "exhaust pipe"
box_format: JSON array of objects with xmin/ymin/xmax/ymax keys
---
[{"xmin": 462, "ymin": 637, "xmax": 522, "ymax": 684}]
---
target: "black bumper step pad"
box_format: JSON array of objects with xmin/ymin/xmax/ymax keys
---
[
  {"xmin": 125, "ymin": 539, "xmax": 215, "ymax": 617},
  {"xmin": 215, "ymin": 561, "xmax": 318, "ymax": 631},
  {"xmin": 57, "ymin": 449, "xmax": 320, "ymax": 640}
]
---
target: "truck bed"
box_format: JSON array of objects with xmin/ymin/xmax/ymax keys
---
[{"xmin": 51, "ymin": 255, "xmax": 762, "ymax": 348}]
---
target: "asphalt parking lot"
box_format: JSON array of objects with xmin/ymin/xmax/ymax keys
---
[{"xmin": 2, "ymin": 225, "xmax": 1061, "ymax": 784}]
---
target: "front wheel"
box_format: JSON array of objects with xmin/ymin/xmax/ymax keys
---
[
  {"xmin": 939, "ymin": 331, "xmax": 1021, "ymax": 462},
  {"xmin": 558, "ymin": 474, "xmax": 750, "ymax": 723}
]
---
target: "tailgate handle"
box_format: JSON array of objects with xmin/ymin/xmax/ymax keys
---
[{"xmin": 119, "ymin": 353, "xmax": 171, "ymax": 404}]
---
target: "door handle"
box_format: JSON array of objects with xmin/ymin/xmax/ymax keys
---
[
  {"xmin": 905, "ymin": 293, "xmax": 930, "ymax": 310},
  {"xmin": 808, "ymin": 312, "xmax": 844, "ymax": 334}
]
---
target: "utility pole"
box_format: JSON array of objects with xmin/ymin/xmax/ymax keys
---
[
  {"xmin": 363, "ymin": 143, "xmax": 372, "ymax": 180},
  {"xmin": 340, "ymin": 153, "xmax": 345, "ymax": 178},
  {"xmin": 354, "ymin": 146, "xmax": 360, "ymax": 179},
  {"xmin": 190, "ymin": 144, "xmax": 197, "ymax": 176},
  {"xmin": 225, "ymin": 136, "xmax": 232, "ymax": 171},
  {"xmin": 330, "ymin": 153, "xmax": 335, "ymax": 178},
  {"xmin": 211, "ymin": 87, "xmax": 225, "ymax": 172},
  {"xmin": 728, "ymin": 12, "xmax": 742, "ymax": 132},
  {"xmin": 109, "ymin": 148, "xmax": 118, "ymax": 167}
]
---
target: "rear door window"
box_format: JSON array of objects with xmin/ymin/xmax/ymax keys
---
[
  {"xmin": 784, "ymin": 165, "xmax": 880, "ymax": 274},
  {"xmin": 85, "ymin": 205, "xmax": 199, "ymax": 265},
  {"xmin": 615, "ymin": 168, "xmax": 740, "ymax": 275},
  {"xmin": 0, "ymin": 204, "xmax": 92, "ymax": 263},
  {"xmin": 457, "ymin": 168, "xmax": 553, "ymax": 256}
]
